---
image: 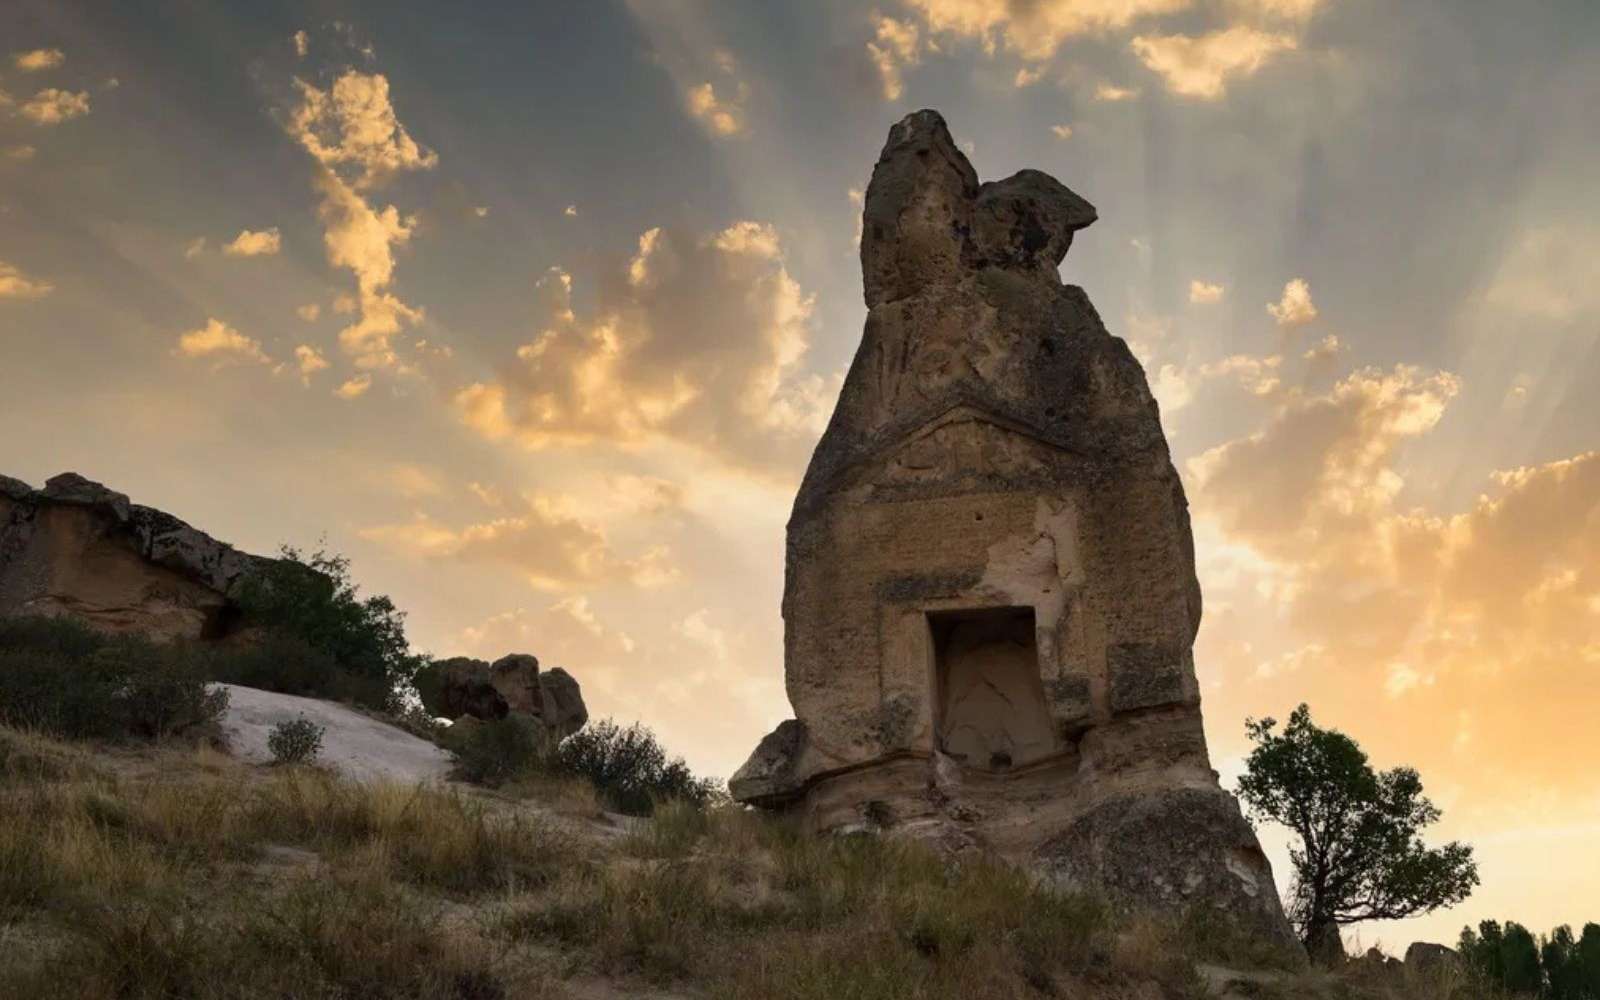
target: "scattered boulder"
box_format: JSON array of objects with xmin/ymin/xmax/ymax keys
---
[
  {"xmin": 731, "ymin": 110, "xmax": 1298, "ymax": 958},
  {"xmin": 1404, "ymin": 941, "xmax": 1461, "ymax": 972},
  {"xmin": 0, "ymin": 472, "xmax": 275, "ymax": 642},
  {"xmin": 417, "ymin": 653, "xmax": 588, "ymax": 739}
]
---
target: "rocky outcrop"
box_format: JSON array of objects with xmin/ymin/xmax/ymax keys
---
[
  {"xmin": 731, "ymin": 110, "xmax": 1298, "ymax": 955},
  {"xmin": 417, "ymin": 653, "xmax": 588, "ymax": 739},
  {"xmin": 0, "ymin": 472, "xmax": 273, "ymax": 641}
]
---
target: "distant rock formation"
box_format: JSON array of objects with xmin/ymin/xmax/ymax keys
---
[
  {"xmin": 730, "ymin": 110, "xmax": 1298, "ymax": 953},
  {"xmin": 0, "ymin": 472, "xmax": 272, "ymax": 642},
  {"xmin": 416, "ymin": 653, "xmax": 588, "ymax": 739}
]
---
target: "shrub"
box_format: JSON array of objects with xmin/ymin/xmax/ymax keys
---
[
  {"xmin": 268, "ymin": 717, "xmax": 325, "ymax": 766},
  {"xmin": 0, "ymin": 617, "xmax": 228, "ymax": 740},
  {"xmin": 445, "ymin": 716, "xmax": 550, "ymax": 787},
  {"xmin": 232, "ymin": 546, "xmax": 425, "ymax": 711},
  {"xmin": 556, "ymin": 719, "xmax": 721, "ymax": 817},
  {"xmin": 205, "ymin": 632, "xmax": 391, "ymax": 710}
]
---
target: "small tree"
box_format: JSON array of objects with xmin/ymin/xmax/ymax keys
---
[
  {"xmin": 1237, "ymin": 704, "xmax": 1478, "ymax": 959},
  {"xmin": 233, "ymin": 546, "xmax": 424, "ymax": 710},
  {"xmin": 267, "ymin": 716, "xmax": 325, "ymax": 766},
  {"xmin": 1543, "ymin": 925, "xmax": 1584, "ymax": 999},
  {"xmin": 1579, "ymin": 923, "xmax": 1600, "ymax": 998}
]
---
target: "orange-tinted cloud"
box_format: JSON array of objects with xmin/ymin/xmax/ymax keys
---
[
  {"xmin": 453, "ymin": 222, "xmax": 836, "ymax": 476},
  {"xmin": 1130, "ymin": 26, "xmax": 1296, "ymax": 99},
  {"xmin": 361, "ymin": 494, "xmax": 677, "ymax": 591}
]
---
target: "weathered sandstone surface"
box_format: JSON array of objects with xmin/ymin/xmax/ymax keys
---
[
  {"xmin": 418, "ymin": 654, "xmax": 589, "ymax": 738},
  {"xmin": 731, "ymin": 110, "xmax": 1297, "ymax": 950},
  {"xmin": 0, "ymin": 472, "xmax": 271, "ymax": 641}
]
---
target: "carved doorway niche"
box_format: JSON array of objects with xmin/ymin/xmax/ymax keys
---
[{"xmin": 931, "ymin": 606, "xmax": 1054, "ymax": 771}]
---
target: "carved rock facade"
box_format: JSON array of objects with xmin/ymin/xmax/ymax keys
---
[
  {"xmin": 0, "ymin": 472, "xmax": 271, "ymax": 642},
  {"xmin": 731, "ymin": 111, "xmax": 1297, "ymax": 950}
]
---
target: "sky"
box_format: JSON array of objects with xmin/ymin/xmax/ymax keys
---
[{"xmin": 2, "ymin": 0, "xmax": 1597, "ymax": 952}]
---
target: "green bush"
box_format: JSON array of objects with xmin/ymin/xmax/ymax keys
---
[
  {"xmin": 445, "ymin": 716, "xmax": 550, "ymax": 787},
  {"xmin": 232, "ymin": 546, "xmax": 425, "ymax": 711},
  {"xmin": 205, "ymin": 632, "xmax": 393, "ymax": 710},
  {"xmin": 268, "ymin": 717, "xmax": 326, "ymax": 765},
  {"xmin": 556, "ymin": 720, "xmax": 721, "ymax": 817},
  {"xmin": 0, "ymin": 617, "xmax": 228, "ymax": 740}
]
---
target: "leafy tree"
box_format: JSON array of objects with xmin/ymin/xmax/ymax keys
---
[
  {"xmin": 232, "ymin": 546, "xmax": 425, "ymax": 710},
  {"xmin": 1501, "ymin": 922, "xmax": 1542, "ymax": 994},
  {"xmin": 1237, "ymin": 704, "xmax": 1478, "ymax": 958},
  {"xmin": 1460, "ymin": 921, "xmax": 1506, "ymax": 985},
  {"xmin": 1543, "ymin": 925, "xmax": 1584, "ymax": 999},
  {"xmin": 1579, "ymin": 923, "xmax": 1600, "ymax": 998}
]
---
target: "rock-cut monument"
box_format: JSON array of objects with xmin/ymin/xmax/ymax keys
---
[{"xmin": 731, "ymin": 110, "xmax": 1296, "ymax": 946}]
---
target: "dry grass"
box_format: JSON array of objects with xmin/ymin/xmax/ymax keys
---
[{"xmin": 0, "ymin": 724, "xmax": 1511, "ymax": 1000}]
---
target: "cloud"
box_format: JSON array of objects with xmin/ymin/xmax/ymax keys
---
[
  {"xmin": 564, "ymin": 204, "xmax": 578, "ymax": 217},
  {"xmin": 1267, "ymin": 277, "xmax": 1318, "ymax": 326},
  {"xmin": 293, "ymin": 344, "xmax": 328, "ymax": 384},
  {"xmin": 0, "ymin": 260, "xmax": 53, "ymax": 300},
  {"xmin": 685, "ymin": 81, "xmax": 746, "ymax": 136},
  {"xmin": 3, "ymin": 144, "xmax": 36, "ymax": 161},
  {"xmin": 288, "ymin": 72, "xmax": 436, "ymax": 190},
  {"xmin": 1093, "ymin": 81, "xmax": 1140, "ymax": 101},
  {"xmin": 1190, "ymin": 359, "xmax": 1600, "ymax": 813},
  {"xmin": 867, "ymin": 14, "xmax": 922, "ymax": 100},
  {"xmin": 458, "ymin": 599, "xmax": 637, "ymax": 660},
  {"xmin": 674, "ymin": 608, "xmax": 731, "ymax": 663},
  {"xmin": 1014, "ymin": 67, "xmax": 1042, "ymax": 88},
  {"xmin": 1130, "ymin": 27, "xmax": 1296, "ymax": 98},
  {"xmin": 360, "ymin": 496, "xmax": 677, "ymax": 591},
  {"xmin": 1481, "ymin": 225, "xmax": 1600, "ymax": 324},
  {"xmin": 901, "ymin": 0, "xmax": 1189, "ymax": 61},
  {"xmin": 18, "ymin": 88, "xmax": 89, "ymax": 124},
  {"xmin": 292, "ymin": 30, "xmax": 309, "ymax": 58},
  {"xmin": 287, "ymin": 72, "xmax": 435, "ymax": 370},
  {"xmin": 174, "ymin": 318, "xmax": 271, "ymax": 365},
  {"xmin": 1227, "ymin": 0, "xmax": 1323, "ymax": 20},
  {"xmin": 1190, "ymin": 365, "xmax": 1459, "ymax": 556},
  {"xmin": 221, "ymin": 227, "xmax": 282, "ymax": 257},
  {"xmin": 14, "ymin": 49, "xmax": 64, "ymax": 72},
  {"xmin": 1303, "ymin": 334, "xmax": 1343, "ymax": 361},
  {"xmin": 297, "ymin": 303, "xmax": 321, "ymax": 322},
  {"xmin": 452, "ymin": 222, "xmax": 835, "ymax": 476},
  {"xmin": 1050, "ymin": 123, "xmax": 1074, "ymax": 139},
  {"xmin": 335, "ymin": 374, "xmax": 372, "ymax": 399},
  {"xmin": 183, "ymin": 237, "xmax": 207, "ymax": 260},
  {"xmin": 1189, "ymin": 279, "xmax": 1225, "ymax": 304}
]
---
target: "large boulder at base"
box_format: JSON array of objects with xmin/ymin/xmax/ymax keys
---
[
  {"xmin": 419, "ymin": 653, "xmax": 588, "ymax": 738},
  {"xmin": 0, "ymin": 472, "xmax": 275, "ymax": 642},
  {"xmin": 730, "ymin": 110, "xmax": 1299, "ymax": 958},
  {"xmin": 1404, "ymin": 942, "xmax": 1461, "ymax": 972}
]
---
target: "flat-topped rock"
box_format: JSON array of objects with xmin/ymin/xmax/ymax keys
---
[{"xmin": 0, "ymin": 472, "xmax": 276, "ymax": 641}]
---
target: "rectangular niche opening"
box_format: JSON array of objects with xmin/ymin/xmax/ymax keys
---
[{"xmin": 930, "ymin": 605, "xmax": 1054, "ymax": 772}]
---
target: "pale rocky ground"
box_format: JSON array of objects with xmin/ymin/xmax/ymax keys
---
[{"xmin": 215, "ymin": 683, "xmax": 453, "ymax": 783}]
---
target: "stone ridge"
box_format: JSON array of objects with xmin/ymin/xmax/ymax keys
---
[{"xmin": 0, "ymin": 471, "xmax": 276, "ymax": 640}]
